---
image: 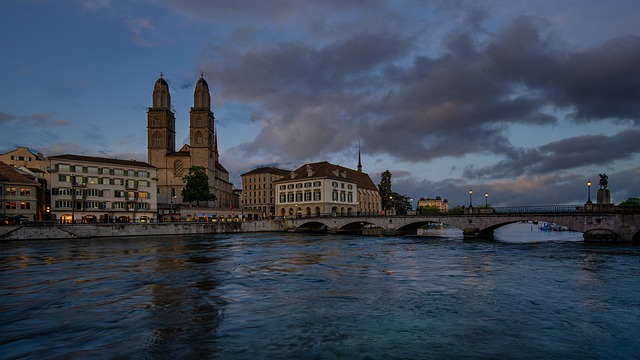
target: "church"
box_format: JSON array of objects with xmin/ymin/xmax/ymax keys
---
[{"xmin": 147, "ymin": 73, "xmax": 233, "ymax": 210}]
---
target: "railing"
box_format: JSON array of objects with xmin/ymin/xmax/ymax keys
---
[{"xmin": 493, "ymin": 205, "xmax": 583, "ymax": 214}]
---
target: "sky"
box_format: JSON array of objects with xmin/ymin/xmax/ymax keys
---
[{"xmin": 1, "ymin": 0, "xmax": 639, "ymax": 208}]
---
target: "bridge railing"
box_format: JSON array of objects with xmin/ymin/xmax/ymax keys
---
[{"xmin": 493, "ymin": 205, "xmax": 583, "ymax": 214}]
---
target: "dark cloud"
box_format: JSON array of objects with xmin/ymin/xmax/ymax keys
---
[
  {"xmin": 205, "ymin": 12, "xmax": 639, "ymax": 175},
  {"xmin": 463, "ymin": 129, "xmax": 640, "ymax": 180}
]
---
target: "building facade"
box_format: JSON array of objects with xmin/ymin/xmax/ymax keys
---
[
  {"xmin": 417, "ymin": 196, "xmax": 449, "ymax": 213},
  {"xmin": 274, "ymin": 161, "xmax": 381, "ymax": 218},
  {"xmin": 49, "ymin": 155, "xmax": 157, "ymax": 223},
  {"xmin": 0, "ymin": 146, "xmax": 50, "ymax": 181},
  {"xmin": 241, "ymin": 166, "xmax": 290, "ymax": 218},
  {"xmin": 147, "ymin": 73, "xmax": 233, "ymax": 211},
  {"xmin": 0, "ymin": 162, "xmax": 40, "ymax": 223}
]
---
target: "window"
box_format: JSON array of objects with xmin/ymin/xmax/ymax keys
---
[
  {"xmin": 295, "ymin": 183, "xmax": 303, "ymax": 189},
  {"xmin": 114, "ymin": 169, "xmax": 125, "ymax": 176},
  {"xmin": 88, "ymin": 177, "xmax": 98, "ymax": 185},
  {"xmin": 87, "ymin": 189, "xmax": 103, "ymax": 197},
  {"xmin": 332, "ymin": 181, "xmax": 338, "ymax": 187},
  {"xmin": 304, "ymin": 192, "xmax": 312, "ymax": 201},
  {"xmin": 296, "ymin": 193, "xmax": 303, "ymax": 202},
  {"xmin": 347, "ymin": 184, "xmax": 353, "ymax": 190},
  {"xmin": 304, "ymin": 182, "xmax": 312, "ymax": 188},
  {"xmin": 348, "ymin": 192, "xmax": 353, "ymax": 202},
  {"xmin": 279, "ymin": 185, "xmax": 286, "ymax": 190},
  {"xmin": 58, "ymin": 164, "xmax": 70, "ymax": 172},
  {"xmin": 20, "ymin": 202, "xmax": 30, "ymax": 210},
  {"xmin": 7, "ymin": 187, "xmax": 17, "ymax": 196},
  {"xmin": 314, "ymin": 191, "xmax": 321, "ymax": 201},
  {"xmin": 287, "ymin": 184, "xmax": 294, "ymax": 189},
  {"xmin": 280, "ymin": 194, "xmax": 286, "ymax": 203},
  {"xmin": 287, "ymin": 193, "xmax": 294, "ymax": 202},
  {"xmin": 340, "ymin": 191, "xmax": 346, "ymax": 202},
  {"xmin": 332, "ymin": 191, "xmax": 338, "ymax": 201},
  {"xmin": 20, "ymin": 188, "xmax": 31, "ymax": 196},
  {"xmin": 173, "ymin": 161, "xmax": 184, "ymax": 177},
  {"xmin": 54, "ymin": 200, "xmax": 72, "ymax": 209}
]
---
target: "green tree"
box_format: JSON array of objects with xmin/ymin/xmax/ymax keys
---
[
  {"xmin": 619, "ymin": 197, "xmax": 640, "ymax": 206},
  {"xmin": 181, "ymin": 166, "xmax": 216, "ymax": 207},
  {"xmin": 390, "ymin": 192, "xmax": 412, "ymax": 214},
  {"xmin": 378, "ymin": 170, "xmax": 392, "ymax": 209},
  {"xmin": 449, "ymin": 205, "xmax": 465, "ymax": 215},
  {"xmin": 418, "ymin": 205, "xmax": 441, "ymax": 214}
]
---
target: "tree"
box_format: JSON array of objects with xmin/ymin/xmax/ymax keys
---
[
  {"xmin": 418, "ymin": 205, "xmax": 441, "ymax": 215},
  {"xmin": 378, "ymin": 170, "xmax": 392, "ymax": 209},
  {"xmin": 378, "ymin": 170, "xmax": 412, "ymax": 213},
  {"xmin": 181, "ymin": 166, "xmax": 216, "ymax": 207},
  {"xmin": 619, "ymin": 197, "xmax": 640, "ymax": 206},
  {"xmin": 390, "ymin": 191, "xmax": 412, "ymax": 214}
]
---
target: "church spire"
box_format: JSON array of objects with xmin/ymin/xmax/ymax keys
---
[{"xmin": 357, "ymin": 142, "xmax": 362, "ymax": 172}]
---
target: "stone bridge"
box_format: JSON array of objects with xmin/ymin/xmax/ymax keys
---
[{"xmin": 283, "ymin": 207, "xmax": 640, "ymax": 243}]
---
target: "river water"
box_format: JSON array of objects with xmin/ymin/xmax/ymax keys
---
[{"xmin": 1, "ymin": 224, "xmax": 639, "ymax": 359}]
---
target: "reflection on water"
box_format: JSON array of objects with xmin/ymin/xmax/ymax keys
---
[{"xmin": 1, "ymin": 230, "xmax": 639, "ymax": 359}]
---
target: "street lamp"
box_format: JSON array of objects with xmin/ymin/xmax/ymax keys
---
[
  {"xmin": 485, "ymin": 193, "xmax": 488, "ymax": 208},
  {"xmin": 469, "ymin": 189, "xmax": 473, "ymax": 208},
  {"xmin": 587, "ymin": 180, "xmax": 592, "ymax": 204}
]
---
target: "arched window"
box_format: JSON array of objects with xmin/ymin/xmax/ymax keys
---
[{"xmin": 195, "ymin": 131, "xmax": 203, "ymax": 146}]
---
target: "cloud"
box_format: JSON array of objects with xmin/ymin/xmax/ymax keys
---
[
  {"xmin": 193, "ymin": 9, "xmax": 639, "ymax": 183},
  {"xmin": 0, "ymin": 111, "xmax": 70, "ymax": 126},
  {"xmin": 463, "ymin": 129, "xmax": 640, "ymax": 179},
  {"xmin": 127, "ymin": 18, "xmax": 161, "ymax": 47}
]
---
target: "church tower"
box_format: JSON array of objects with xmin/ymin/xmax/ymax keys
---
[
  {"xmin": 147, "ymin": 73, "xmax": 176, "ymax": 168},
  {"xmin": 189, "ymin": 73, "xmax": 216, "ymax": 170}
]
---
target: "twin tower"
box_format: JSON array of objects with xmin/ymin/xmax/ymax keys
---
[{"xmin": 147, "ymin": 73, "xmax": 233, "ymax": 209}]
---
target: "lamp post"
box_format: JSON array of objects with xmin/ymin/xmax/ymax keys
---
[
  {"xmin": 587, "ymin": 180, "xmax": 592, "ymax": 204},
  {"xmin": 469, "ymin": 189, "xmax": 473, "ymax": 208},
  {"xmin": 485, "ymin": 193, "xmax": 488, "ymax": 208}
]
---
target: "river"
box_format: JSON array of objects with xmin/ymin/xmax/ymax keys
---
[{"xmin": 1, "ymin": 223, "xmax": 639, "ymax": 359}]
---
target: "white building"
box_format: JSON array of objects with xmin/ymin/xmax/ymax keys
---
[
  {"xmin": 274, "ymin": 161, "xmax": 381, "ymax": 218},
  {"xmin": 49, "ymin": 155, "xmax": 157, "ymax": 223}
]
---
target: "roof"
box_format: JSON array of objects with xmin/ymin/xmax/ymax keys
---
[
  {"xmin": 241, "ymin": 166, "xmax": 291, "ymax": 177},
  {"xmin": 274, "ymin": 161, "xmax": 378, "ymax": 191},
  {"xmin": 196, "ymin": 76, "xmax": 209, "ymax": 89},
  {"xmin": 0, "ymin": 162, "xmax": 39, "ymax": 185},
  {"xmin": 48, "ymin": 154, "xmax": 156, "ymax": 169}
]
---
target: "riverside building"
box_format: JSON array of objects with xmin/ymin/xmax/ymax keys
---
[
  {"xmin": 417, "ymin": 196, "xmax": 449, "ymax": 213},
  {"xmin": 241, "ymin": 166, "xmax": 290, "ymax": 219},
  {"xmin": 0, "ymin": 162, "xmax": 40, "ymax": 223},
  {"xmin": 48, "ymin": 155, "xmax": 157, "ymax": 223},
  {"xmin": 274, "ymin": 161, "xmax": 381, "ymax": 218}
]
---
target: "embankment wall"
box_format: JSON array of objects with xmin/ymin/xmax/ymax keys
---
[{"xmin": 0, "ymin": 221, "xmax": 288, "ymax": 241}]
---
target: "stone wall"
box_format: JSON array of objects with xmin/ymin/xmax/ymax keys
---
[{"xmin": 0, "ymin": 220, "xmax": 288, "ymax": 241}]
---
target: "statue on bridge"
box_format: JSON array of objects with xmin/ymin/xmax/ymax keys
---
[{"xmin": 599, "ymin": 174, "xmax": 608, "ymax": 190}]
